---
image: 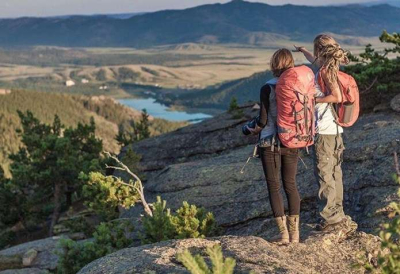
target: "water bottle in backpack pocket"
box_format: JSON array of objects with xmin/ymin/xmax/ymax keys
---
[{"xmin": 318, "ymin": 69, "xmax": 360, "ymax": 127}]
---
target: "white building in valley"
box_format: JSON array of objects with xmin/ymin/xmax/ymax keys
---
[
  {"xmin": 65, "ymin": 80, "xmax": 75, "ymax": 87},
  {"xmin": 0, "ymin": 89, "xmax": 11, "ymax": 95}
]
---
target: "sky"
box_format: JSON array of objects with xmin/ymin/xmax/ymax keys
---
[{"xmin": 0, "ymin": 0, "xmax": 382, "ymax": 18}]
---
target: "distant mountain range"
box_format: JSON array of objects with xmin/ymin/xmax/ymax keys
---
[
  {"xmin": 0, "ymin": 0, "xmax": 399, "ymax": 48},
  {"xmin": 361, "ymin": 0, "xmax": 400, "ymax": 7},
  {"xmin": 47, "ymin": 12, "xmax": 145, "ymax": 20}
]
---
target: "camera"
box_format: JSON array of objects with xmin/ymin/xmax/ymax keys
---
[{"xmin": 242, "ymin": 116, "xmax": 260, "ymax": 135}]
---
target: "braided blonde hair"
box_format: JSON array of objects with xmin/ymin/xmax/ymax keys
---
[{"xmin": 313, "ymin": 34, "xmax": 349, "ymax": 82}]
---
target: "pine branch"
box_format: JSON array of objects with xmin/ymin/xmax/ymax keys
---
[
  {"xmin": 360, "ymin": 76, "xmax": 378, "ymax": 94},
  {"xmin": 104, "ymin": 151, "xmax": 153, "ymax": 217}
]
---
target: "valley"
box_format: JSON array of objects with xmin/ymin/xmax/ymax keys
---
[{"xmin": 0, "ymin": 37, "xmax": 382, "ymax": 114}]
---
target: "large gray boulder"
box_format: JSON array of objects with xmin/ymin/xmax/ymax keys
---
[
  {"xmin": 0, "ymin": 269, "xmax": 49, "ymax": 274},
  {"xmin": 0, "ymin": 236, "xmax": 66, "ymax": 271},
  {"xmin": 390, "ymin": 93, "xmax": 400, "ymax": 112},
  {"xmin": 79, "ymin": 232, "xmax": 381, "ymax": 274}
]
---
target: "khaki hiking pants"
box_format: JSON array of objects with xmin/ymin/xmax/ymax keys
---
[{"xmin": 313, "ymin": 134, "xmax": 346, "ymax": 224}]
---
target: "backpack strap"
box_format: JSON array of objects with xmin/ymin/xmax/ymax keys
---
[
  {"xmin": 329, "ymin": 103, "xmax": 341, "ymax": 139},
  {"xmin": 317, "ymin": 104, "xmax": 330, "ymax": 122}
]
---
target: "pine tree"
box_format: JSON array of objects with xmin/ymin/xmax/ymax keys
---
[
  {"xmin": 115, "ymin": 109, "xmax": 150, "ymax": 147},
  {"xmin": 8, "ymin": 111, "xmax": 104, "ymax": 236},
  {"xmin": 115, "ymin": 120, "xmax": 137, "ymax": 146},
  {"xmin": 344, "ymin": 31, "xmax": 400, "ymax": 110},
  {"xmin": 228, "ymin": 97, "xmax": 239, "ymax": 113},
  {"xmin": 137, "ymin": 109, "xmax": 151, "ymax": 140},
  {"xmin": 228, "ymin": 96, "xmax": 244, "ymax": 119}
]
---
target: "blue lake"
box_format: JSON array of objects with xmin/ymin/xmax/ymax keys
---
[{"xmin": 119, "ymin": 98, "xmax": 212, "ymax": 122}]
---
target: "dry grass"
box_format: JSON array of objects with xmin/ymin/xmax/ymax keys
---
[{"xmin": 0, "ymin": 37, "xmax": 383, "ymax": 90}]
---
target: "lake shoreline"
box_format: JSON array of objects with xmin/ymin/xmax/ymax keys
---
[{"xmin": 118, "ymin": 97, "xmax": 214, "ymax": 123}]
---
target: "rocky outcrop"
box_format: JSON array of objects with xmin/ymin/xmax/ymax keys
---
[
  {"xmin": 118, "ymin": 105, "xmax": 258, "ymax": 173},
  {"xmin": 79, "ymin": 232, "xmax": 381, "ymax": 274},
  {"xmin": 1, "ymin": 106, "xmax": 399, "ymax": 273},
  {"xmin": 122, "ymin": 111, "xmax": 400, "ymax": 236},
  {"xmin": 0, "ymin": 236, "xmax": 67, "ymax": 272},
  {"xmin": 0, "ymin": 269, "xmax": 49, "ymax": 274}
]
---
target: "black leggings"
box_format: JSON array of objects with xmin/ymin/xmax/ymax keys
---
[{"xmin": 260, "ymin": 146, "xmax": 300, "ymax": 217}]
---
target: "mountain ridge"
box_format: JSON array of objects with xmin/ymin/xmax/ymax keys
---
[{"xmin": 0, "ymin": 1, "xmax": 398, "ymax": 48}]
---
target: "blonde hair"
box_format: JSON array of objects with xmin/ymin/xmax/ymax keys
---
[
  {"xmin": 313, "ymin": 34, "xmax": 350, "ymax": 82},
  {"xmin": 270, "ymin": 48, "xmax": 295, "ymax": 77}
]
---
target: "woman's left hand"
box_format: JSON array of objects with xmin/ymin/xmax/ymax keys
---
[{"xmin": 247, "ymin": 124, "xmax": 263, "ymax": 135}]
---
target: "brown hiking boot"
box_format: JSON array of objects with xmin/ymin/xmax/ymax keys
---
[
  {"xmin": 272, "ymin": 216, "xmax": 290, "ymax": 245},
  {"xmin": 340, "ymin": 215, "xmax": 358, "ymax": 235},
  {"xmin": 315, "ymin": 218, "xmax": 346, "ymax": 232},
  {"xmin": 287, "ymin": 215, "xmax": 300, "ymax": 243}
]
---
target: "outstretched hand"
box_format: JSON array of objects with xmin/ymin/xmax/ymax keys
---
[{"xmin": 293, "ymin": 45, "xmax": 305, "ymax": 53}]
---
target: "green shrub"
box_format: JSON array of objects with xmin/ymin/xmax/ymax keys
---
[
  {"xmin": 228, "ymin": 96, "xmax": 239, "ymax": 113},
  {"xmin": 172, "ymin": 201, "xmax": 217, "ymax": 239},
  {"xmin": 81, "ymin": 172, "xmax": 140, "ymax": 221},
  {"xmin": 0, "ymin": 229, "xmax": 16, "ymax": 250},
  {"xmin": 141, "ymin": 196, "xmax": 176, "ymax": 244},
  {"xmin": 177, "ymin": 244, "xmax": 236, "ymax": 274},
  {"xmin": 142, "ymin": 196, "xmax": 217, "ymax": 244},
  {"xmin": 360, "ymin": 156, "xmax": 400, "ymax": 273},
  {"xmin": 62, "ymin": 215, "xmax": 96, "ymax": 238},
  {"xmin": 376, "ymin": 173, "xmax": 400, "ymax": 273},
  {"xmin": 228, "ymin": 96, "xmax": 244, "ymax": 119},
  {"xmin": 57, "ymin": 220, "xmax": 134, "ymax": 274}
]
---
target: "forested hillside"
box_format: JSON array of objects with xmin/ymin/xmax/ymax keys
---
[
  {"xmin": 0, "ymin": 90, "xmax": 187, "ymax": 176},
  {"xmin": 0, "ymin": 1, "xmax": 399, "ymax": 47}
]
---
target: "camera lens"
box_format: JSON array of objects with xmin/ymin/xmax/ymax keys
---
[{"xmin": 242, "ymin": 125, "xmax": 251, "ymax": 135}]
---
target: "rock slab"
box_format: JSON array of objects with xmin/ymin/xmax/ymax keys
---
[{"xmin": 79, "ymin": 232, "xmax": 381, "ymax": 274}]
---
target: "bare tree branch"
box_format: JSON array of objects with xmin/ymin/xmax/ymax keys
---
[
  {"xmin": 105, "ymin": 151, "xmax": 153, "ymax": 217},
  {"xmin": 105, "ymin": 165, "xmax": 126, "ymax": 171},
  {"xmin": 360, "ymin": 77, "xmax": 378, "ymax": 94}
]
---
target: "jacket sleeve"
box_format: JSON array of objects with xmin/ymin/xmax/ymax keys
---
[{"xmin": 257, "ymin": 84, "xmax": 271, "ymax": 127}]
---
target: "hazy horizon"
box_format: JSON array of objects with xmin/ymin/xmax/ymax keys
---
[{"xmin": 0, "ymin": 0, "xmax": 387, "ymax": 18}]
